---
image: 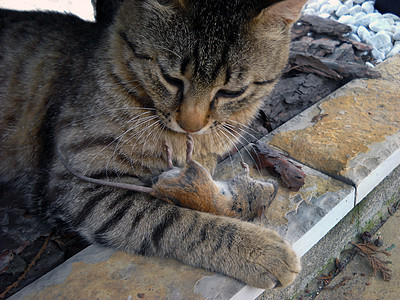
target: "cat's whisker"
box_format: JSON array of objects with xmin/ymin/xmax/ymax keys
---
[
  {"xmin": 87, "ymin": 115, "xmax": 159, "ymax": 175},
  {"xmin": 228, "ymin": 119, "xmax": 261, "ymax": 138},
  {"xmin": 58, "ymin": 107, "xmax": 155, "ymax": 129},
  {"xmin": 218, "ymin": 127, "xmax": 245, "ymax": 164},
  {"xmin": 107, "ymin": 116, "xmax": 162, "ymax": 179},
  {"xmin": 212, "ymin": 130, "xmax": 237, "ymax": 175},
  {"xmin": 121, "ymin": 118, "xmax": 163, "ymax": 164},
  {"xmin": 225, "ymin": 121, "xmax": 265, "ymax": 174},
  {"xmin": 222, "ymin": 124, "xmax": 263, "ymax": 176},
  {"xmin": 126, "ymin": 110, "xmax": 154, "ymax": 123}
]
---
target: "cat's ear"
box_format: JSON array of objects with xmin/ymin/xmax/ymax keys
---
[{"xmin": 256, "ymin": 0, "xmax": 308, "ymax": 25}]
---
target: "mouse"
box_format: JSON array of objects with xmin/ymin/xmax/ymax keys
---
[{"xmin": 58, "ymin": 135, "xmax": 278, "ymax": 220}]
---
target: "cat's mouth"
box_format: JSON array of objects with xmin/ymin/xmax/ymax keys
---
[
  {"xmin": 156, "ymin": 110, "xmax": 211, "ymax": 135},
  {"xmin": 166, "ymin": 118, "xmax": 209, "ymax": 135}
]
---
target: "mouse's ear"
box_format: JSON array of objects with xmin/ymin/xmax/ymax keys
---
[{"xmin": 254, "ymin": 0, "xmax": 308, "ymax": 25}]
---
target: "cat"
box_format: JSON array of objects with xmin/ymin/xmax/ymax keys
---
[{"xmin": 0, "ymin": 0, "xmax": 307, "ymax": 289}]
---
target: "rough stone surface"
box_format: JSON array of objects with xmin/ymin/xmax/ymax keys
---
[
  {"xmin": 269, "ymin": 55, "xmax": 400, "ymax": 203},
  {"xmin": 10, "ymin": 246, "xmax": 222, "ymax": 300}
]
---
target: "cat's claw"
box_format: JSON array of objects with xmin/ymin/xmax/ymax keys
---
[{"xmin": 240, "ymin": 161, "xmax": 249, "ymax": 173}]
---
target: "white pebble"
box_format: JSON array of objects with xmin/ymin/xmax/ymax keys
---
[
  {"xmin": 379, "ymin": 43, "xmax": 393, "ymax": 56},
  {"xmin": 349, "ymin": 24, "xmax": 358, "ymax": 33},
  {"xmin": 355, "ymin": 13, "xmax": 384, "ymax": 27},
  {"xmin": 365, "ymin": 61, "xmax": 375, "ymax": 68},
  {"xmin": 361, "ymin": 2, "xmax": 374, "ymax": 14},
  {"xmin": 353, "ymin": 0, "xmax": 364, "ymax": 4},
  {"xmin": 366, "ymin": 31, "xmax": 392, "ymax": 49},
  {"xmin": 336, "ymin": 5, "xmax": 349, "ymax": 17},
  {"xmin": 306, "ymin": 2, "xmax": 321, "ymax": 11},
  {"xmin": 387, "ymin": 44, "xmax": 400, "ymax": 58},
  {"xmin": 354, "ymin": 12, "xmax": 367, "ymax": 20},
  {"xmin": 383, "ymin": 13, "xmax": 400, "ymax": 22},
  {"xmin": 357, "ymin": 26, "xmax": 372, "ymax": 41},
  {"xmin": 385, "ymin": 31, "xmax": 394, "ymax": 42},
  {"xmin": 390, "ymin": 25, "xmax": 400, "ymax": 34},
  {"xmin": 349, "ymin": 5, "xmax": 362, "ymax": 16},
  {"xmin": 393, "ymin": 31, "xmax": 400, "ymax": 41},
  {"xmin": 320, "ymin": 4, "xmax": 336, "ymax": 15},
  {"xmin": 384, "ymin": 18, "xmax": 395, "ymax": 26},
  {"xmin": 349, "ymin": 33, "xmax": 362, "ymax": 42},
  {"xmin": 371, "ymin": 48, "xmax": 386, "ymax": 61},
  {"xmin": 319, "ymin": 12, "xmax": 332, "ymax": 19},
  {"xmin": 369, "ymin": 19, "xmax": 392, "ymax": 32},
  {"xmin": 338, "ymin": 15, "xmax": 356, "ymax": 25},
  {"xmin": 329, "ymin": 0, "xmax": 342, "ymax": 10},
  {"xmin": 303, "ymin": 8, "xmax": 316, "ymax": 16},
  {"xmin": 343, "ymin": 0, "xmax": 353, "ymax": 8}
]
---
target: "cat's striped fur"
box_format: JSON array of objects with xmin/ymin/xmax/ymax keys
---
[{"xmin": 0, "ymin": 0, "xmax": 306, "ymax": 288}]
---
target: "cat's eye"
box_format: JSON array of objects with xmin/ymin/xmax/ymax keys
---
[
  {"xmin": 253, "ymin": 79, "xmax": 275, "ymax": 85},
  {"xmin": 161, "ymin": 70, "xmax": 184, "ymax": 92},
  {"xmin": 215, "ymin": 87, "xmax": 247, "ymax": 99}
]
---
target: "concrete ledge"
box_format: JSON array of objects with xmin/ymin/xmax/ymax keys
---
[{"xmin": 11, "ymin": 56, "xmax": 400, "ymax": 300}]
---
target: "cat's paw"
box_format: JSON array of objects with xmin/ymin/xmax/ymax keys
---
[{"xmin": 231, "ymin": 227, "xmax": 300, "ymax": 289}]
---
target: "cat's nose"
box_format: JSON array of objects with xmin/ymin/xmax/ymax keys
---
[
  {"xmin": 176, "ymin": 103, "xmax": 209, "ymax": 133},
  {"xmin": 176, "ymin": 115, "xmax": 207, "ymax": 133}
]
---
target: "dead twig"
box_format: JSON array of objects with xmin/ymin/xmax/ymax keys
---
[
  {"xmin": 351, "ymin": 242, "xmax": 392, "ymax": 281},
  {"xmin": 0, "ymin": 233, "xmax": 52, "ymax": 299},
  {"xmin": 323, "ymin": 276, "xmax": 352, "ymax": 290}
]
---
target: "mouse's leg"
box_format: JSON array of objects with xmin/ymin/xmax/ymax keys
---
[
  {"xmin": 186, "ymin": 134, "xmax": 194, "ymax": 163},
  {"xmin": 164, "ymin": 140, "xmax": 174, "ymax": 170}
]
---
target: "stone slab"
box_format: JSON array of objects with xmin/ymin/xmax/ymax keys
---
[
  {"xmin": 10, "ymin": 245, "xmax": 245, "ymax": 300},
  {"xmin": 10, "ymin": 146, "xmax": 354, "ymax": 300},
  {"xmin": 266, "ymin": 55, "xmax": 400, "ymax": 204}
]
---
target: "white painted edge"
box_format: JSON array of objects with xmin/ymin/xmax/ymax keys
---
[
  {"xmin": 292, "ymin": 190, "xmax": 355, "ymax": 257},
  {"xmin": 356, "ymin": 147, "xmax": 400, "ymax": 203},
  {"xmin": 230, "ymin": 189, "xmax": 355, "ymax": 300},
  {"xmin": 230, "ymin": 286, "xmax": 265, "ymax": 300}
]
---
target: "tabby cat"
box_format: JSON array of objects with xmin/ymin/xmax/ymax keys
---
[{"xmin": 0, "ymin": 0, "xmax": 306, "ymax": 289}]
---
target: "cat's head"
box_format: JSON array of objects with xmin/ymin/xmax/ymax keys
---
[{"xmin": 110, "ymin": 0, "xmax": 307, "ymax": 134}]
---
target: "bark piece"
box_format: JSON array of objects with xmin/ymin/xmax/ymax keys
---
[{"xmin": 252, "ymin": 142, "xmax": 306, "ymax": 191}]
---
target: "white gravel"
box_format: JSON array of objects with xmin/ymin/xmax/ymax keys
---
[{"xmin": 304, "ymin": 0, "xmax": 400, "ymax": 63}]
